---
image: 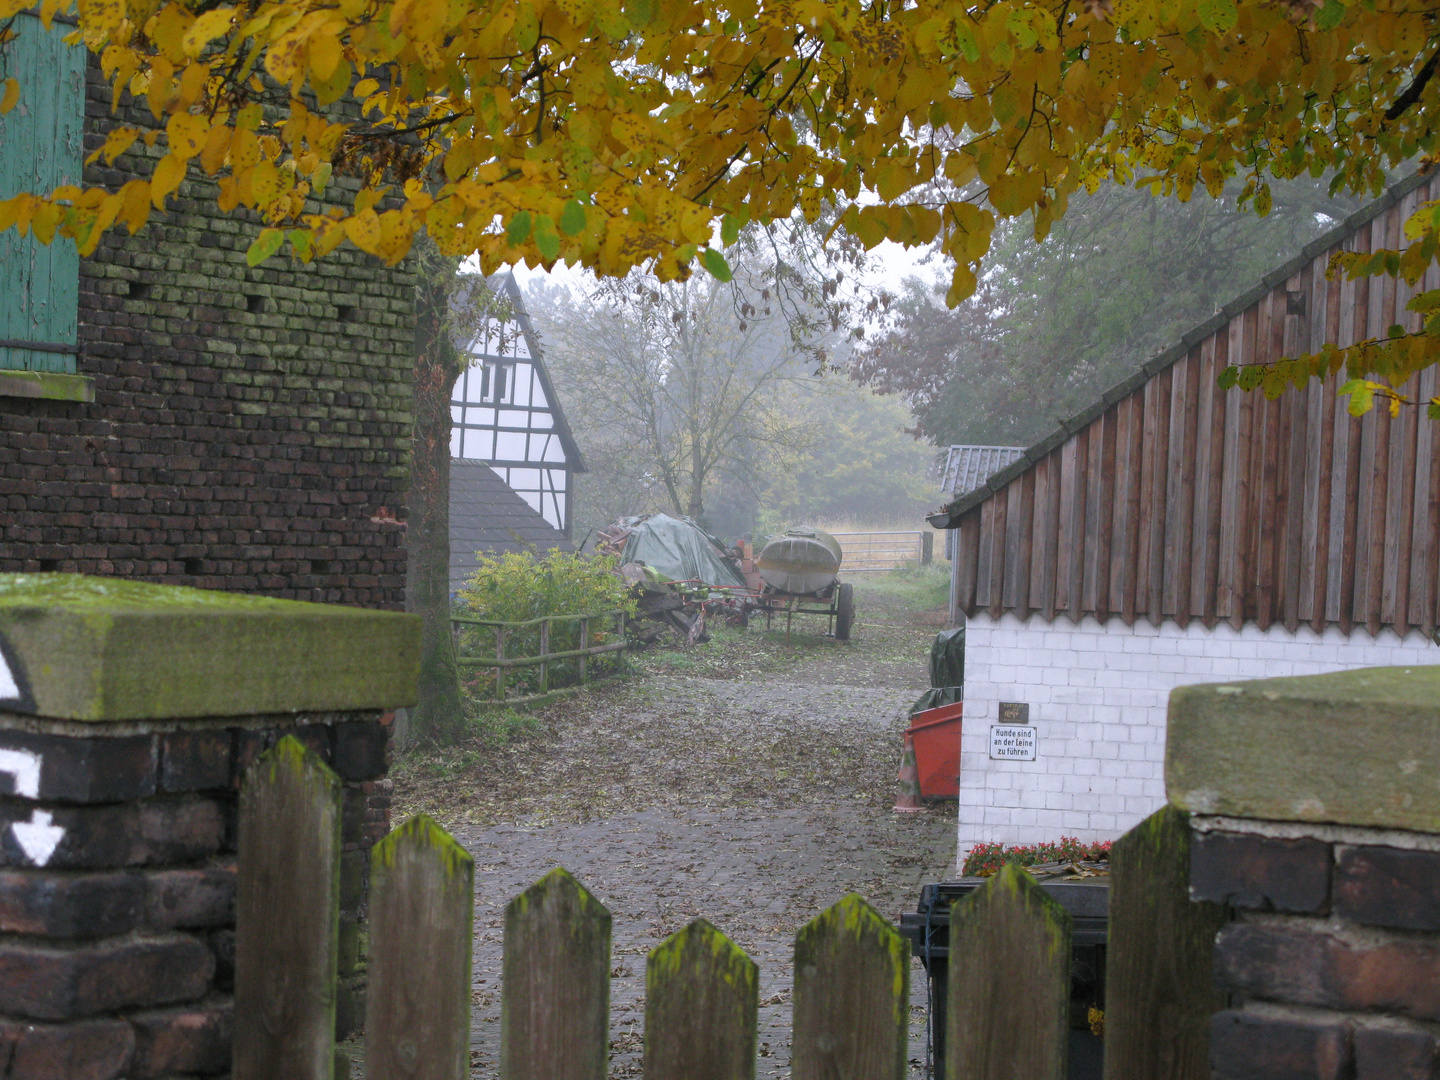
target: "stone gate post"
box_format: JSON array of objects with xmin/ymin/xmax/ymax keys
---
[
  {"xmin": 1168, "ymin": 666, "xmax": 1440, "ymax": 1079},
  {"xmin": 0, "ymin": 573, "xmax": 419, "ymax": 1079}
]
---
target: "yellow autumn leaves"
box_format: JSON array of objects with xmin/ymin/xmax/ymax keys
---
[{"xmin": 0, "ymin": 0, "xmax": 1436, "ymax": 348}]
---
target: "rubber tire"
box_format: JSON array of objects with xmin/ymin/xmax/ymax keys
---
[{"xmin": 834, "ymin": 582, "xmax": 855, "ymax": 641}]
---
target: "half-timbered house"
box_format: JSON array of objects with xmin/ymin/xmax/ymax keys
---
[
  {"xmin": 927, "ymin": 171, "xmax": 1440, "ymax": 861},
  {"xmin": 448, "ymin": 273, "xmax": 584, "ymax": 590}
]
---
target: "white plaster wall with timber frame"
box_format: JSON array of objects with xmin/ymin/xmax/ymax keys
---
[
  {"xmin": 957, "ymin": 611, "xmax": 1440, "ymax": 867},
  {"xmin": 448, "ymin": 280, "xmax": 580, "ymax": 534}
]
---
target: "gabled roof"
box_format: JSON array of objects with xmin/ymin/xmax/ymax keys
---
[
  {"xmin": 449, "ymin": 461, "xmax": 574, "ymax": 592},
  {"xmin": 455, "ymin": 271, "xmax": 586, "ymax": 474},
  {"xmin": 940, "ymin": 445, "xmax": 1027, "ymax": 497},
  {"xmin": 930, "ymin": 169, "xmax": 1431, "ymax": 529},
  {"xmin": 935, "ymin": 170, "xmax": 1440, "ymax": 639}
]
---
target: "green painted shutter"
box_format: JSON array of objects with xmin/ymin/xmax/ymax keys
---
[{"xmin": 0, "ymin": 12, "xmax": 85, "ymax": 373}]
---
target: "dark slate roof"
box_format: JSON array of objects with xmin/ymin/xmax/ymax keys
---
[
  {"xmin": 928, "ymin": 168, "xmax": 1431, "ymax": 529},
  {"xmin": 449, "ymin": 461, "xmax": 574, "ymax": 592},
  {"xmin": 939, "ymin": 445, "xmax": 1027, "ymax": 496}
]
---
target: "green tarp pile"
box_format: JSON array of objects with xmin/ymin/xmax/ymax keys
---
[{"xmin": 615, "ymin": 513, "xmax": 748, "ymax": 591}]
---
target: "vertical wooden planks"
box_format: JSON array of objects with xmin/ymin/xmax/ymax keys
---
[
  {"xmin": 233, "ymin": 736, "xmax": 342, "ymax": 1080},
  {"xmin": 1003, "ymin": 477, "xmax": 1033, "ymax": 618},
  {"xmin": 975, "ymin": 499, "xmax": 997, "ymax": 612},
  {"xmin": 1112, "ymin": 392, "xmax": 1144, "ymax": 625},
  {"xmin": 501, "ymin": 867, "xmax": 611, "ymax": 1080},
  {"xmin": 957, "ymin": 511, "xmax": 981, "ymax": 617},
  {"xmin": 1355, "ymin": 403, "xmax": 1390, "ymax": 636},
  {"xmin": 1080, "ymin": 408, "xmax": 1119, "ymax": 621},
  {"xmin": 1428, "ymin": 410, "xmax": 1440, "ymax": 634},
  {"xmin": 1279, "ymin": 380, "xmax": 1308, "ymax": 631},
  {"xmin": 1165, "ymin": 351, "xmax": 1199, "ymax": 626},
  {"xmin": 1253, "ymin": 389, "xmax": 1280, "ymax": 631},
  {"xmin": 1058, "ymin": 432, "xmax": 1088, "ymax": 622},
  {"xmin": 1298, "ymin": 257, "xmax": 1332, "ymax": 631},
  {"xmin": 947, "ymin": 865, "xmax": 1070, "ymax": 1080},
  {"xmin": 1102, "ymin": 807, "xmax": 1226, "ymax": 1080},
  {"xmin": 1217, "ymin": 315, "xmax": 1250, "ymax": 628},
  {"xmin": 792, "ymin": 894, "xmax": 908, "ymax": 1080},
  {"xmin": 644, "ymin": 918, "xmax": 758, "ymax": 1080},
  {"xmin": 1035, "ymin": 454, "xmax": 1062, "ymax": 619},
  {"xmin": 368, "ymin": 815, "xmax": 475, "ymax": 1080},
  {"xmin": 1383, "ymin": 390, "xmax": 1418, "ymax": 637},
  {"xmin": 1407, "ymin": 366, "xmax": 1437, "ymax": 633},
  {"xmin": 987, "ymin": 491, "xmax": 1009, "ymax": 619},
  {"xmin": 1190, "ymin": 334, "xmax": 1225, "ymax": 628}
]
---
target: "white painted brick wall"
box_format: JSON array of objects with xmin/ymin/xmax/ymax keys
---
[{"xmin": 957, "ymin": 613, "xmax": 1440, "ymax": 867}]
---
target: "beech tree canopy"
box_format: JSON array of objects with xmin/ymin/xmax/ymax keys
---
[{"xmin": 3, "ymin": 0, "xmax": 1440, "ymax": 409}]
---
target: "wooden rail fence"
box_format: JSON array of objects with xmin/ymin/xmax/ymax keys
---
[
  {"xmin": 831, "ymin": 530, "xmax": 935, "ymax": 572},
  {"xmin": 234, "ymin": 737, "xmax": 1225, "ymax": 1080},
  {"xmin": 451, "ymin": 609, "xmax": 627, "ymax": 705}
]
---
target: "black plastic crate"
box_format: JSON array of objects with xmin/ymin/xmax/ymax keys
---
[{"xmin": 897, "ymin": 879, "xmax": 1108, "ymax": 1080}]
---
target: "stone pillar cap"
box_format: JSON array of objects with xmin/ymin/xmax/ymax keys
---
[
  {"xmin": 1167, "ymin": 666, "xmax": 1440, "ymax": 833},
  {"xmin": 0, "ymin": 574, "xmax": 420, "ymax": 721}
]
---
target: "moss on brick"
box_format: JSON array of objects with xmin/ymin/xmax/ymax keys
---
[
  {"xmin": 1167, "ymin": 667, "xmax": 1440, "ymax": 832},
  {"xmin": 0, "ymin": 574, "xmax": 419, "ymax": 722}
]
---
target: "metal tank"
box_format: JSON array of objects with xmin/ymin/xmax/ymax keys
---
[{"xmin": 756, "ymin": 526, "xmax": 843, "ymax": 596}]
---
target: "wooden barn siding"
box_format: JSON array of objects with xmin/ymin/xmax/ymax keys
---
[{"xmin": 955, "ymin": 177, "xmax": 1440, "ymax": 639}]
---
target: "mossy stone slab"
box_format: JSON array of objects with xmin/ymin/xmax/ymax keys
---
[
  {"xmin": 0, "ymin": 574, "xmax": 420, "ymax": 721},
  {"xmin": 1167, "ymin": 666, "xmax": 1440, "ymax": 832}
]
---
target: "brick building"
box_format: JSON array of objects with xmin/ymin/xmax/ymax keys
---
[
  {"xmin": 927, "ymin": 171, "xmax": 1440, "ymax": 864},
  {"xmin": 0, "ymin": 14, "xmax": 415, "ymax": 608}
]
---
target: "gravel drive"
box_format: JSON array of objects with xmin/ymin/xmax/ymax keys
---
[{"xmin": 380, "ymin": 572, "xmax": 958, "ymax": 1078}]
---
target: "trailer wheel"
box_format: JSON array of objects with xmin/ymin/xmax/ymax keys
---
[{"xmin": 834, "ymin": 582, "xmax": 855, "ymax": 641}]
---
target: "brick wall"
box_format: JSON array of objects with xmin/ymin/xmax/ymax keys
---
[
  {"xmin": 959, "ymin": 613, "xmax": 1438, "ymax": 865},
  {"xmin": 0, "ymin": 64, "xmax": 414, "ymax": 607},
  {"xmin": 1190, "ymin": 820, "xmax": 1440, "ymax": 1079},
  {"xmin": 0, "ymin": 712, "xmax": 391, "ymax": 1077}
]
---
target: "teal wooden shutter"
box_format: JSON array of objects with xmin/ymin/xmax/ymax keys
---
[{"xmin": 0, "ymin": 12, "xmax": 85, "ymax": 373}]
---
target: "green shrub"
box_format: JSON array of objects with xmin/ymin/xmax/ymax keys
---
[{"xmin": 454, "ymin": 550, "xmax": 636, "ymax": 699}]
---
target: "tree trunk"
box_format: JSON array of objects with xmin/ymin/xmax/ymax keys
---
[
  {"xmin": 405, "ymin": 266, "xmax": 467, "ymax": 747},
  {"xmin": 686, "ymin": 441, "xmax": 705, "ymax": 520}
]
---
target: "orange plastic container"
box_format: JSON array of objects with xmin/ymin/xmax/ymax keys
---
[{"xmin": 906, "ymin": 701, "xmax": 962, "ymax": 798}]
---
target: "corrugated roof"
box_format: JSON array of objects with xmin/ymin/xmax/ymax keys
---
[
  {"xmin": 449, "ymin": 461, "xmax": 574, "ymax": 592},
  {"xmin": 940, "ymin": 445, "xmax": 1028, "ymax": 496}
]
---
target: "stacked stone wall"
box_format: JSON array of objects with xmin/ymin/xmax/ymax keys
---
[
  {"xmin": 0, "ymin": 711, "xmax": 391, "ymax": 1077},
  {"xmin": 0, "ymin": 63, "xmax": 414, "ymax": 607},
  {"xmin": 1190, "ymin": 821, "xmax": 1440, "ymax": 1079},
  {"xmin": 1166, "ymin": 669, "xmax": 1440, "ymax": 1080}
]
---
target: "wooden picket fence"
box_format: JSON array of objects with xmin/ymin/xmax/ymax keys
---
[{"xmin": 231, "ymin": 736, "xmax": 1225, "ymax": 1080}]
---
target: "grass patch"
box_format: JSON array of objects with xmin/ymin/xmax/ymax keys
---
[{"xmin": 852, "ymin": 563, "xmax": 950, "ymax": 614}]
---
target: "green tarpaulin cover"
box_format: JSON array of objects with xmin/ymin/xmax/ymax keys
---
[
  {"xmin": 911, "ymin": 623, "xmax": 965, "ymax": 715},
  {"xmin": 619, "ymin": 514, "xmax": 748, "ymax": 590}
]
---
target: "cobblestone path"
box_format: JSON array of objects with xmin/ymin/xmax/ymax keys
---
[{"xmin": 385, "ymin": 575, "xmax": 958, "ymax": 1079}]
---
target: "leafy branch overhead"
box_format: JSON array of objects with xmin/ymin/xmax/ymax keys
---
[{"xmin": 6, "ymin": 0, "xmax": 1440, "ymax": 410}]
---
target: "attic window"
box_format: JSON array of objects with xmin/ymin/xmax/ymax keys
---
[{"xmin": 483, "ymin": 363, "xmax": 510, "ymax": 403}]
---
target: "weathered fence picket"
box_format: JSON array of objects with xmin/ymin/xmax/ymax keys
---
[
  {"xmin": 367, "ymin": 814, "xmax": 475, "ymax": 1080},
  {"xmin": 500, "ymin": 867, "xmax": 612, "ymax": 1080},
  {"xmin": 230, "ymin": 755, "xmax": 1241, "ymax": 1080},
  {"xmin": 792, "ymin": 894, "xmax": 908, "ymax": 1080},
  {"xmin": 947, "ymin": 864, "xmax": 1071, "ymax": 1080},
  {"xmin": 232, "ymin": 736, "xmax": 342, "ymax": 1080},
  {"xmin": 644, "ymin": 918, "xmax": 759, "ymax": 1080},
  {"xmin": 1103, "ymin": 806, "xmax": 1225, "ymax": 1080}
]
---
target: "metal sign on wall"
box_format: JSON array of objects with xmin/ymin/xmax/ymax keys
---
[{"xmin": 991, "ymin": 703, "xmax": 1036, "ymax": 760}]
